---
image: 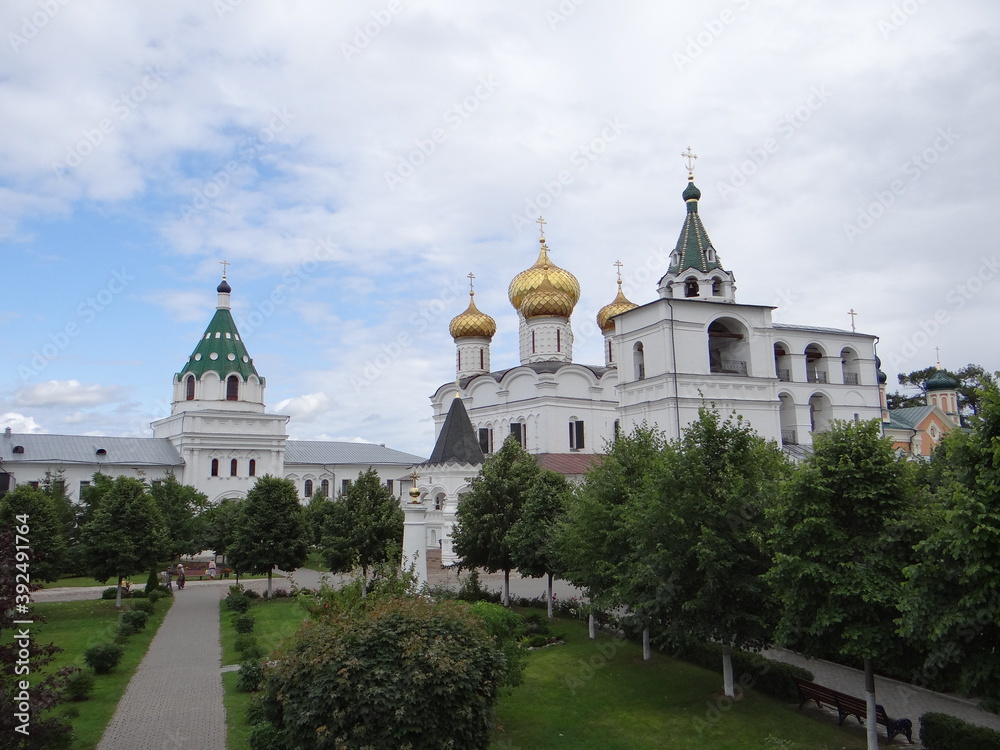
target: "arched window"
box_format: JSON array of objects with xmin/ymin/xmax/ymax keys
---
[
  {"xmin": 712, "ymin": 278, "xmax": 723, "ymax": 296},
  {"xmin": 226, "ymin": 375, "xmax": 240, "ymax": 401},
  {"xmin": 210, "ymin": 459, "xmax": 219, "ymax": 477},
  {"xmin": 248, "ymin": 459, "xmax": 256, "ymax": 477},
  {"xmin": 479, "ymin": 348, "xmax": 484, "ymax": 369},
  {"xmin": 608, "ymin": 339, "xmax": 614, "ymax": 363},
  {"xmin": 185, "ymin": 374, "xmax": 196, "ymax": 400},
  {"xmin": 531, "ymin": 330, "xmax": 536, "ymax": 353},
  {"xmin": 633, "ymin": 342, "xmax": 645, "ymax": 380},
  {"xmin": 684, "ymin": 277, "xmax": 699, "ymax": 297},
  {"xmin": 321, "ymin": 479, "xmax": 329, "ymax": 497},
  {"xmin": 556, "ymin": 329, "xmax": 562, "ymax": 352},
  {"xmin": 708, "ymin": 319, "xmax": 749, "ymax": 375},
  {"xmin": 805, "ymin": 345, "xmax": 827, "ymax": 383},
  {"xmin": 230, "ymin": 459, "xmax": 238, "ymax": 476},
  {"xmin": 304, "ymin": 479, "xmax": 313, "ymax": 497}
]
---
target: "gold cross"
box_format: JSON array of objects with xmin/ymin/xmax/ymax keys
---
[
  {"xmin": 848, "ymin": 308, "xmax": 857, "ymax": 332},
  {"xmin": 681, "ymin": 147, "xmax": 698, "ymax": 173},
  {"xmin": 536, "ymin": 215, "xmax": 547, "ymax": 240},
  {"xmin": 614, "ymin": 260, "xmax": 624, "ymax": 284},
  {"xmin": 220, "ymin": 259, "xmax": 230, "ymax": 279},
  {"xmin": 935, "ymin": 346, "xmax": 941, "ymax": 368},
  {"xmin": 467, "ymin": 272, "xmax": 475, "ymax": 295}
]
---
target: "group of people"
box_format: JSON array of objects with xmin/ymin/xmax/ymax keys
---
[{"xmin": 164, "ymin": 559, "xmax": 217, "ymax": 590}]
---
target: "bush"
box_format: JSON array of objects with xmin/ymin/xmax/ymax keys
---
[
  {"xmin": 132, "ymin": 600, "xmax": 155, "ymax": 615},
  {"xmin": 116, "ymin": 622, "xmax": 139, "ymax": 638},
  {"xmin": 129, "ymin": 589, "xmax": 148, "ymax": 598},
  {"xmin": 244, "ymin": 588, "xmax": 261, "ymax": 599},
  {"xmin": 237, "ymin": 659, "xmax": 264, "ymax": 692},
  {"xmin": 234, "ymin": 614, "xmax": 256, "ymax": 634},
  {"xmin": 920, "ymin": 712, "xmax": 1000, "ymax": 750},
  {"xmin": 226, "ymin": 594, "xmax": 250, "ymax": 614},
  {"xmin": 236, "ymin": 635, "xmax": 264, "ymax": 659},
  {"xmin": 264, "ymin": 588, "xmax": 290, "ymax": 599},
  {"xmin": 256, "ymin": 597, "xmax": 511, "ymax": 749},
  {"xmin": 456, "ymin": 570, "xmax": 501, "ymax": 603},
  {"xmin": 62, "ymin": 667, "xmax": 95, "ymax": 702},
  {"xmin": 522, "ymin": 612, "xmax": 551, "ymax": 637},
  {"xmin": 84, "ymin": 643, "xmax": 125, "ymax": 674},
  {"xmin": 120, "ymin": 609, "xmax": 149, "ymax": 631},
  {"xmin": 101, "ymin": 586, "xmax": 129, "ymax": 600},
  {"xmin": 523, "ymin": 633, "xmax": 549, "ymax": 648},
  {"xmin": 669, "ymin": 639, "xmax": 813, "ymax": 703},
  {"xmin": 148, "ymin": 588, "xmax": 170, "ymax": 603}
]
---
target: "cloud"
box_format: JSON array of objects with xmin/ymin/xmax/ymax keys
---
[
  {"xmin": 0, "ymin": 413, "xmax": 44, "ymax": 433},
  {"xmin": 273, "ymin": 392, "xmax": 334, "ymax": 423},
  {"xmin": 13, "ymin": 380, "xmax": 125, "ymax": 407}
]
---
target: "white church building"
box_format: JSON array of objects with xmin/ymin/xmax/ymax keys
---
[{"xmin": 0, "ymin": 276, "xmax": 425, "ymax": 504}]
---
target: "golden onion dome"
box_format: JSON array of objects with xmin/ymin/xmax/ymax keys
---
[
  {"xmin": 449, "ymin": 292, "xmax": 497, "ymax": 339},
  {"xmin": 520, "ymin": 274, "xmax": 575, "ymax": 319},
  {"xmin": 597, "ymin": 282, "xmax": 638, "ymax": 332},
  {"xmin": 508, "ymin": 238, "xmax": 581, "ymax": 312}
]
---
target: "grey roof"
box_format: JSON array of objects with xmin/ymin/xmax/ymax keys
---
[
  {"xmin": 423, "ymin": 398, "xmax": 484, "ymax": 467},
  {"xmin": 461, "ymin": 361, "xmax": 611, "ymax": 388},
  {"xmin": 772, "ymin": 323, "xmax": 867, "ymax": 336},
  {"xmin": 0, "ymin": 433, "xmax": 182, "ymax": 466},
  {"xmin": 887, "ymin": 406, "xmax": 937, "ymax": 431},
  {"xmin": 283, "ymin": 440, "xmax": 425, "ymax": 466}
]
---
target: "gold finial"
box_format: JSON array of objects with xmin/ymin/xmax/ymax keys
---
[
  {"xmin": 536, "ymin": 215, "xmax": 547, "ymax": 242},
  {"xmin": 935, "ymin": 346, "xmax": 941, "ymax": 369},
  {"xmin": 848, "ymin": 308, "xmax": 857, "ymax": 332},
  {"xmin": 220, "ymin": 259, "xmax": 230, "ymax": 280},
  {"xmin": 681, "ymin": 146, "xmax": 698, "ymax": 177},
  {"xmin": 614, "ymin": 260, "xmax": 624, "ymax": 286},
  {"xmin": 467, "ymin": 271, "xmax": 476, "ymax": 296}
]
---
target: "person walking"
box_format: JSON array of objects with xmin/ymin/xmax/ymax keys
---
[
  {"xmin": 176, "ymin": 563, "xmax": 186, "ymax": 590},
  {"xmin": 207, "ymin": 559, "xmax": 217, "ymax": 580}
]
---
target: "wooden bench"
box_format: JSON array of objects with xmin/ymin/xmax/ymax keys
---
[{"xmin": 793, "ymin": 677, "xmax": 913, "ymax": 744}]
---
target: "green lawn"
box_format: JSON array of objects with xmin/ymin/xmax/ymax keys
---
[
  {"xmin": 27, "ymin": 597, "xmax": 172, "ymax": 749},
  {"xmin": 213, "ymin": 599, "xmax": 867, "ymax": 750}
]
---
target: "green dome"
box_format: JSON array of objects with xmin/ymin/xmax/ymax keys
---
[{"xmin": 925, "ymin": 369, "xmax": 959, "ymax": 391}]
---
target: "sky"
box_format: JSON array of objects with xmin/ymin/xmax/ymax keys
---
[{"xmin": 1, "ymin": 0, "xmax": 997, "ymax": 457}]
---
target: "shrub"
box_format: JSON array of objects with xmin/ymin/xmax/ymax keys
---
[
  {"xmin": 256, "ymin": 597, "xmax": 510, "ymax": 749},
  {"xmin": 226, "ymin": 594, "xmax": 250, "ymax": 614},
  {"xmin": 457, "ymin": 569, "xmax": 501, "ymax": 603},
  {"xmin": 84, "ymin": 643, "xmax": 125, "ymax": 674},
  {"xmin": 237, "ymin": 659, "xmax": 264, "ymax": 692},
  {"xmin": 62, "ymin": 667, "xmax": 96, "ymax": 702},
  {"xmin": 101, "ymin": 586, "xmax": 127, "ymax": 600},
  {"xmin": 116, "ymin": 622, "xmax": 139, "ymax": 638},
  {"xmin": 120, "ymin": 609, "xmax": 149, "ymax": 631},
  {"xmin": 132, "ymin": 600, "xmax": 155, "ymax": 615},
  {"xmin": 236, "ymin": 635, "xmax": 264, "ymax": 659},
  {"xmin": 522, "ymin": 612, "xmax": 551, "ymax": 637},
  {"xmin": 264, "ymin": 588, "xmax": 290, "ymax": 599},
  {"xmin": 920, "ymin": 712, "xmax": 1000, "ymax": 750},
  {"xmin": 234, "ymin": 614, "xmax": 256, "ymax": 634},
  {"xmin": 244, "ymin": 588, "xmax": 261, "ymax": 599},
  {"xmin": 523, "ymin": 634, "xmax": 549, "ymax": 648},
  {"xmin": 129, "ymin": 588, "xmax": 148, "ymax": 598},
  {"xmin": 145, "ymin": 568, "xmax": 160, "ymax": 593}
]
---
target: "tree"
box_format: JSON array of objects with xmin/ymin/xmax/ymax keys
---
[
  {"xmin": 77, "ymin": 472, "xmax": 114, "ymax": 528},
  {"xmin": 79, "ymin": 476, "xmax": 167, "ymax": 608},
  {"xmin": 228, "ymin": 475, "xmax": 308, "ymax": 598},
  {"xmin": 899, "ymin": 382, "xmax": 1000, "ymax": 710},
  {"xmin": 507, "ymin": 469, "xmax": 571, "ymax": 617},
  {"xmin": 0, "ymin": 531, "xmax": 73, "ymax": 748},
  {"xmin": 196, "ymin": 497, "xmax": 241, "ymax": 557},
  {"xmin": 149, "ymin": 474, "xmax": 208, "ymax": 559},
  {"xmin": 557, "ymin": 425, "xmax": 669, "ymax": 634},
  {"xmin": 646, "ymin": 408, "xmax": 788, "ymax": 697},
  {"xmin": 303, "ymin": 489, "xmax": 334, "ymax": 547},
  {"xmin": 897, "ymin": 363, "xmax": 998, "ymax": 417},
  {"xmin": 320, "ymin": 468, "xmax": 403, "ymax": 596},
  {"xmin": 767, "ymin": 420, "xmax": 919, "ymax": 750},
  {"xmin": 453, "ymin": 435, "xmax": 540, "ymax": 606},
  {"xmin": 0, "ymin": 484, "xmax": 67, "ymax": 582}
]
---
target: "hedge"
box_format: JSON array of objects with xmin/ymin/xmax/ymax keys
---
[{"xmin": 920, "ymin": 712, "xmax": 1000, "ymax": 750}]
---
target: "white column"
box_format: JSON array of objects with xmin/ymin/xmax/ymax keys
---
[{"xmin": 402, "ymin": 495, "xmax": 428, "ymax": 587}]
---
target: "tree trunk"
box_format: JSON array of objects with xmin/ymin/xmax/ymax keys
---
[
  {"xmin": 267, "ymin": 569, "xmax": 272, "ymax": 599},
  {"xmin": 722, "ymin": 644, "xmax": 734, "ymax": 697},
  {"xmin": 115, "ymin": 576, "xmax": 122, "ymax": 609},
  {"xmin": 864, "ymin": 658, "xmax": 878, "ymax": 750},
  {"xmin": 546, "ymin": 572, "xmax": 553, "ymax": 618},
  {"xmin": 588, "ymin": 613, "xmax": 596, "ymax": 640},
  {"xmin": 642, "ymin": 627, "xmax": 651, "ymax": 661},
  {"xmin": 503, "ymin": 569, "xmax": 510, "ymax": 607}
]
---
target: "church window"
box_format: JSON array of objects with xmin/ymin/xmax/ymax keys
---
[
  {"xmin": 557, "ymin": 329, "xmax": 562, "ymax": 351},
  {"xmin": 457, "ymin": 351, "xmax": 461, "ymax": 370},
  {"xmin": 185, "ymin": 375, "xmax": 196, "ymax": 400},
  {"xmin": 304, "ymin": 479, "xmax": 313, "ymax": 497},
  {"xmin": 633, "ymin": 342, "xmax": 645, "ymax": 380},
  {"xmin": 385, "ymin": 479, "xmax": 393, "ymax": 495},
  {"xmin": 614, "ymin": 419, "xmax": 621, "ymax": 440},
  {"xmin": 28, "ymin": 481, "xmax": 39, "ymax": 489},
  {"xmin": 608, "ymin": 339, "xmax": 614, "ymax": 363},
  {"xmin": 708, "ymin": 319, "xmax": 749, "ymax": 375},
  {"xmin": 342, "ymin": 479, "xmax": 351, "ymax": 494},
  {"xmin": 510, "ymin": 422, "xmax": 524, "ymax": 447},
  {"xmin": 321, "ymin": 479, "xmax": 330, "ymax": 497},
  {"xmin": 211, "ymin": 459, "xmax": 219, "ymax": 477},
  {"xmin": 684, "ymin": 277, "xmax": 699, "ymax": 297},
  {"xmin": 712, "ymin": 278, "xmax": 722, "ymax": 296},
  {"xmin": 531, "ymin": 331, "xmax": 536, "ymax": 354},
  {"xmin": 478, "ymin": 427, "xmax": 494, "ymax": 455},
  {"xmin": 226, "ymin": 375, "xmax": 239, "ymax": 401},
  {"xmin": 230, "ymin": 459, "xmax": 238, "ymax": 476},
  {"xmin": 569, "ymin": 420, "xmax": 585, "ymax": 450},
  {"xmin": 805, "ymin": 345, "xmax": 826, "ymax": 383},
  {"xmin": 479, "ymin": 348, "xmax": 484, "ymax": 369},
  {"xmin": 434, "ymin": 494, "xmax": 443, "ymax": 511},
  {"xmin": 248, "ymin": 459, "xmax": 256, "ymax": 477}
]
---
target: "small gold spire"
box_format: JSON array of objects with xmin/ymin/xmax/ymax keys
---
[
  {"xmin": 467, "ymin": 271, "xmax": 476, "ymax": 296},
  {"xmin": 219, "ymin": 259, "xmax": 230, "ymax": 280},
  {"xmin": 614, "ymin": 259, "xmax": 624, "ymax": 286},
  {"xmin": 935, "ymin": 346, "xmax": 941, "ymax": 369},
  {"xmin": 536, "ymin": 215, "xmax": 547, "ymax": 242},
  {"xmin": 848, "ymin": 308, "xmax": 858, "ymax": 332},
  {"xmin": 681, "ymin": 146, "xmax": 698, "ymax": 179}
]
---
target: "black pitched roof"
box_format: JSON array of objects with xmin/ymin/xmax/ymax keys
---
[{"xmin": 424, "ymin": 397, "xmax": 484, "ymax": 466}]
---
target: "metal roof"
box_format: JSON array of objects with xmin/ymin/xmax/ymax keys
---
[
  {"xmin": 0, "ymin": 433, "xmax": 182, "ymax": 466},
  {"xmin": 887, "ymin": 406, "xmax": 937, "ymax": 431},
  {"xmin": 284, "ymin": 441, "xmax": 425, "ymax": 466}
]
